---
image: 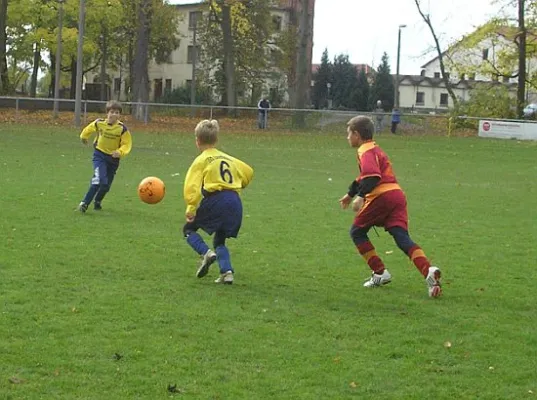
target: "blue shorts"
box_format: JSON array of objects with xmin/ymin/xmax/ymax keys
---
[
  {"xmin": 192, "ymin": 190, "xmax": 243, "ymax": 238},
  {"xmin": 91, "ymin": 149, "xmax": 119, "ymax": 186}
]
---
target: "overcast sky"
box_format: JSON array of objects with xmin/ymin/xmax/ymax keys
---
[{"xmin": 170, "ymin": 0, "xmax": 512, "ymax": 74}]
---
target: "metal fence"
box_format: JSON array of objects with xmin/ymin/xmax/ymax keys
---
[{"xmin": 0, "ymin": 96, "xmax": 454, "ymax": 135}]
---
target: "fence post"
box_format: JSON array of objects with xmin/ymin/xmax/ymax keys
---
[
  {"xmin": 15, "ymin": 97, "xmax": 19, "ymax": 122},
  {"xmin": 448, "ymin": 116, "xmax": 453, "ymax": 137},
  {"xmin": 84, "ymin": 100, "xmax": 87, "ymax": 124},
  {"xmin": 144, "ymin": 103, "xmax": 148, "ymax": 124},
  {"xmin": 210, "ymin": 107, "xmax": 213, "ymax": 120}
]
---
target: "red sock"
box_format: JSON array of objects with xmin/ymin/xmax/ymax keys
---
[
  {"xmin": 408, "ymin": 245, "xmax": 431, "ymax": 277},
  {"xmin": 356, "ymin": 241, "xmax": 385, "ymax": 274}
]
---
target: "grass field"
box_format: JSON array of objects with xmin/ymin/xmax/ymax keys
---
[{"xmin": 1, "ymin": 123, "xmax": 536, "ymax": 399}]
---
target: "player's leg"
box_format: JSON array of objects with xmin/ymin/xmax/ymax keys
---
[
  {"xmin": 385, "ymin": 190, "xmax": 442, "ymax": 297},
  {"xmin": 211, "ymin": 191, "xmax": 242, "ymax": 284},
  {"xmin": 213, "ymin": 231, "xmax": 234, "ymax": 284},
  {"xmin": 183, "ymin": 200, "xmax": 216, "ymax": 278},
  {"xmin": 351, "ymin": 224, "xmax": 391, "ymax": 287},
  {"xmin": 183, "ymin": 220, "xmax": 210, "ymax": 256},
  {"xmin": 94, "ymin": 159, "xmax": 119, "ymax": 209},
  {"xmin": 78, "ymin": 153, "xmax": 106, "ymax": 212}
]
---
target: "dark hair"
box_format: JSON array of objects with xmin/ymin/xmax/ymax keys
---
[
  {"xmin": 106, "ymin": 100, "xmax": 123, "ymax": 113},
  {"xmin": 347, "ymin": 116, "xmax": 375, "ymax": 140}
]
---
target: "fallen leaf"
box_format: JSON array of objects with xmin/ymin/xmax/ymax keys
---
[
  {"xmin": 9, "ymin": 376, "xmax": 24, "ymax": 384},
  {"xmin": 444, "ymin": 341, "xmax": 452, "ymax": 349},
  {"xmin": 349, "ymin": 381, "xmax": 357, "ymax": 388}
]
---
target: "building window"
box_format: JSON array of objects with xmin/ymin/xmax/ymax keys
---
[
  {"xmin": 114, "ymin": 78, "xmax": 121, "ymax": 92},
  {"xmin": 272, "ymin": 15, "xmax": 282, "ymax": 31},
  {"xmin": 416, "ymin": 91, "xmax": 425, "ymax": 105},
  {"xmin": 440, "ymin": 93, "xmax": 449, "ymax": 106},
  {"xmin": 434, "ymin": 72, "xmax": 440, "ymax": 78},
  {"xmin": 482, "ymin": 48, "xmax": 489, "ymax": 60},
  {"xmin": 187, "ymin": 46, "xmax": 199, "ymax": 63},
  {"xmin": 189, "ymin": 11, "xmax": 202, "ymax": 29},
  {"xmin": 165, "ymin": 79, "xmax": 172, "ymax": 93}
]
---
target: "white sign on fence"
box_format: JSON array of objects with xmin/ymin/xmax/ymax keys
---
[{"xmin": 478, "ymin": 120, "xmax": 537, "ymax": 141}]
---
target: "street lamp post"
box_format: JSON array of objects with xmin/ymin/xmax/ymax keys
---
[
  {"xmin": 394, "ymin": 24, "xmax": 406, "ymax": 109},
  {"xmin": 53, "ymin": 0, "xmax": 64, "ymax": 118}
]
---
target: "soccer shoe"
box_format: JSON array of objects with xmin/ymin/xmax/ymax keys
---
[
  {"xmin": 363, "ymin": 269, "xmax": 392, "ymax": 287},
  {"xmin": 196, "ymin": 249, "xmax": 217, "ymax": 278},
  {"xmin": 94, "ymin": 202, "xmax": 102, "ymax": 211},
  {"xmin": 214, "ymin": 271, "xmax": 234, "ymax": 284},
  {"xmin": 426, "ymin": 266, "xmax": 442, "ymax": 297},
  {"xmin": 77, "ymin": 202, "xmax": 88, "ymax": 213}
]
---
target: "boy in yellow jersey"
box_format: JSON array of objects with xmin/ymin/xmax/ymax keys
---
[
  {"xmin": 77, "ymin": 100, "xmax": 132, "ymax": 212},
  {"xmin": 339, "ymin": 116, "xmax": 442, "ymax": 297},
  {"xmin": 183, "ymin": 120, "xmax": 254, "ymax": 284}
]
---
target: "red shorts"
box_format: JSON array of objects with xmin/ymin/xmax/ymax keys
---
[{"xmin": 353, "ymin": 189, "xmax": 408, "ymax": 231}]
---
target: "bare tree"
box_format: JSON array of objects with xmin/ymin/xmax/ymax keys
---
[
  {"xmin": 220, "ymin": 2, "xmax": 236, "ymax": 109},
  {"xmin": 132, "ymin": 0, "xmax": 152, "ymax": 120},
  {"xmin": 292, "ymin": 0, "xmax": 312, "ymax": 127},
  {"xmin": 414, "ymin": 0, "xmax": 459, "ymax": 107},
  {"xmin": 516, "ymin": 0, "xmax": 526, "ymax": 117},
  {"xmin": 0, "ymin": 0, "xmax": 9, "ymax": 95},
  {"xmin": 209, "ymin": 1, "xmax": 237, "ymax": 110}
]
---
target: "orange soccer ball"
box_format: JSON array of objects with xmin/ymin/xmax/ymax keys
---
[{"xmin": 138, "ymin": 176, "xmax": 166, "ymax": 204}]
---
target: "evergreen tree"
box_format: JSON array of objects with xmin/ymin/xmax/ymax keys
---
[
  {"xmin": 370, "ymin": 52, "xmax": 394, "ymax": 111},
  {"xmin": 331, "ymin": 53, "xmax": 358, "ymax": 109},
  {"xmin": 352, "ymin": 67, "xmax": 370, "ymax": 111},
  {"xmin": 311, "ymin": 48, "xmax": 331, "ymax": 109}
]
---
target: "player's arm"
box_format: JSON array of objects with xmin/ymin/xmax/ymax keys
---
[
  {"xmin": 183, "ymin": 159, "xmax": 204, "ymax": 217},
  {"xmin": 234, "ymin": 158, "xmax": 254, "ymax": 188},
  {"xmin": 117, "ymin": 128, "xmax": 132, "ymax": 157},
  {"xmin": 80, "ymin": 120, "xmax": 98, "ymax": 143},
  {"xmin": 348, "ymin": 176, "xmax": 381, "ymax": 198}
]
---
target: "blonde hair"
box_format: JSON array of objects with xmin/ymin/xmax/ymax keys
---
[{"xmin": 195, "ymin": 119, "xmax": 220, "ymax": 145}]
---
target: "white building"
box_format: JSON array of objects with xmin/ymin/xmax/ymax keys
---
[{"xmin": 397, "ymin": 24, "xmax": 524, "ymax": 110}]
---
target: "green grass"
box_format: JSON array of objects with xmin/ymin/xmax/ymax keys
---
[{"xmin": 1, "ymin": 124, "xmax": 537, "ymax": 399}]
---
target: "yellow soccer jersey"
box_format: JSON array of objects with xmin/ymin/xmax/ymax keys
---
[
  {"xmin": 184, "ymin": 148, "xmax": 254, "ymax": 215},
  {"xmin": 80, "ymin": 119, "xmax": 132, "ymax": 157}
]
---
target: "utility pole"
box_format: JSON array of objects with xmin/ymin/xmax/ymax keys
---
[
  {"xmin": 53, "ymin": 0, "xmax": 64, "ymax": 118},
  {"xmin": 394, "ymin": 24, "xmax": 406, "ymax": 108},
  {"xmin": 74, "ymin": 0, "xmax": 86, "ymax": 127}
]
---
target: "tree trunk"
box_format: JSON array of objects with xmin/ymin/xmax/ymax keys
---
[
  {"xmin": 414, "ymin": 0, "xmax": 458, "ymax": 107},
  {"xmin": 0, "ymin": 0, "xmax": 9, "ymax": 95},
  {"xmin": 100, "ymin": 25, "xmax": 108, "ymax": 101},
  {"xmin": 132, "ymin": 0, "xmax": 151, "ymax": 120},
  {"xmin": 221, "ymin": 3, "xmax": 236, "ymax": 112},
  {"xmin": 49, "ymin": 51, "xmax": 55, "ymax": 97},
  {"xmin": 30, "ymin": 42, "xmax": 40, "ymax": 97},
  {"xmin": 517, "ymin": 0, "xmax": 526, "ymax": 118},
  {"xmin": 293, "ymin": 0, "xmax": 311, "ymax": 127},
  {"xmin": 70, "ymin": 58, "xmax": 77, "ymax": 99}
]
